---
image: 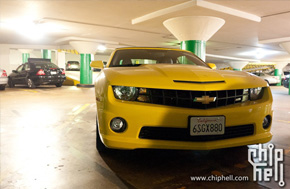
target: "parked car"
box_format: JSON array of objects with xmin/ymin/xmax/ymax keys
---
[
  {"xmin": 0, "ymin": 68, "xmax": 8, "ymax": 90},
  {"xmin": 252, "ymin": 72, "xmax": 280, "ymax": 85},
  {"xmin": 66, "ymin": 61, "xmax": 80, "ymax": 71},
  {"xmin": 283, "ymin": 74, "xmax": 289, "ymax": 88},
  {"xmin": 91, "ymin": 47, "xmax": 273, "ymax": 152},
  {"xmin": 282, "ymin": 73, "xmax": 289, "ymax": 86},
  {"xmin": 8, "ymin": 58, "xmax": 66, "ymax": 88}
]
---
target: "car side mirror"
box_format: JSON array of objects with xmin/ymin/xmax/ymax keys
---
[
  {"xmin": 90, "ymin": 61, "xmax": 104, "ymax": 69},
  {"xmin": 12, "ymin": 70, "xmax": 17, "ymax": 73},
  {"xmin": 207, "ymin": 63, "xmax": 217, "ymax": 69}
]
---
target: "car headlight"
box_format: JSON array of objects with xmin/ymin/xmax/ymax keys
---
[
  {"xmin": 249, "ymin": 87, "xmax": 263, "ymax": 100},
  {"xmin": 113, "ymin": 86, "xmax": 138, "ymax": 101}
]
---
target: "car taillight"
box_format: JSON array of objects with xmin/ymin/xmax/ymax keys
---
[
  {"xmin": 36, "ymin": 69, "xmax": 46, "ymax": 76},
  {"xmin": 1, "ymin": 70, "xmax": 7, "ymax": 77},
  {"xmin": 61, "ymin": 69, "xmax": 65, "ymax": 75}
]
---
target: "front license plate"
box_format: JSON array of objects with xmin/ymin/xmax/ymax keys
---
[
  {"xmin": 190, "ymin": 116, "xmax": 225, "ymax": 136},
  {"xmin": 51, "ymin": 71, "xmax": 57, "ymax": 75}
]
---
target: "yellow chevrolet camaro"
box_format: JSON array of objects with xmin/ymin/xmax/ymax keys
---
[{"xmin": 91, "ymin": 47, "xmax": 273, "ymax": 152}]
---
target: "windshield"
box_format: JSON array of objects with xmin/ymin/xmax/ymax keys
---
[{"xmin": 109, "ymin": 49, "xmax": 209, "ymax": 68}]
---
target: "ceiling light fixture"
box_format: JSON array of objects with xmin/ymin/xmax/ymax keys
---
[
  {"xmin": 97, "ymin": 45, "xmax": 107, "ymax": 51},
  {"xmin": 1, "ymin": 19, "xmax": 44, "ymax": 40},
  {"xmin": 1, "ymin": 18, "xmax": 66, "ymax": 41},
  {"xmin": 239, "ymin": 49, "xmax": 280, "ymax": 59},
  {"xmin": 206, "ymin": 54, "xmax": 259, "ymax": 62}
]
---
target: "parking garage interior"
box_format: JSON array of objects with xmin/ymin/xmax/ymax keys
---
[{"xmin": 1, "ymin": 1, "xmax": 290, "ymax": 189}]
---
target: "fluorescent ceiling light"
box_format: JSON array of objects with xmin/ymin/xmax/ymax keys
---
[
  {"xmin": 239, "ymin": 49, "xmax": 280, "ymax": 59},
  {"xmin": 97, "ymin": 45, "xmax": 107, "ymax": 51},
  {"xmin": 206, "ymin": 54, "xmax": 259, "ymax": 62},
  {"xmin": 1, "ymin": 19, "xmax": 43, "ymax": 40},
  {"xmin": 1, "ymin": 18, "xmax": 66, "ymax": 41}
]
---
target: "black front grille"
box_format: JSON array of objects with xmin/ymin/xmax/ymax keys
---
[
  {"xmin": 137, "ymin": 88, "xmax": 248, "ymax": 109},
  {"xmin": 139, "ymin": 124, "xmax": 254, "ymax": 142}
]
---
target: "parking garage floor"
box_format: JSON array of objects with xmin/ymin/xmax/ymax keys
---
[{"xmin": 1, "ymin": 86, "xmax": 289, "ymax": 189}]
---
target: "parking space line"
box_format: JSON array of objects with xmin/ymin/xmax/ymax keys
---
[
  {"xmin": 277, "ymin": 120, "xmax": 290, "ymax": 124},
  {"xmin": 73, "ymin": 103, "xmax": 90, "ymax": 115},
  {"xmin": 20, "ymin": 89, "xmax": 38, "ymax": 93}
]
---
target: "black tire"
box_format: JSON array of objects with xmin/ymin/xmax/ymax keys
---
[
  {"xmin": 0, "ymin": 85, "xmax": 5, "ymax": 90},
  {"xmin": 27, "ymin": 78, "xmax": 36, "ymax": 89},
  {"xmin": 55, "ymin": 83, "xmax": 62, "ymax": 87},
  {"xmin": 96, "ymin": 123, "xmax": 107, "ymax": 152},
  {"xmin": 8, "ymin": 78, "xmax": 14, "ymax": 88}
]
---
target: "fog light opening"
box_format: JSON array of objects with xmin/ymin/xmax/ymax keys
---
[
  {"xmin": 110, "ymin": 117, "xmax": 127, "ymax": 132},
  {"xmin": 262, "ymin": 115, "xmax": 271, "ymax": 129}
]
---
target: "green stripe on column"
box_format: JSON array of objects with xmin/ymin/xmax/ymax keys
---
[
  {"xmin": 80, "ymin": 54, "xmax": 92, "ymax": 84},
  {"xmin": 233, "ymin": 68, "xmax": 242, "ymax": 71},
  {"xmin": 180, "ymin": 40, "xmax": 206, "ymax": 61},
  {"xmin": 22, "ymin": 53, "xmax": 30, "ymax": 63},
  {"xmin": 274, "ymin": 69, "xmax": 281, "ymax": 86},
  {"xmin": 42, "ymin": 49, "xmax": 51, "ymax": 60}
]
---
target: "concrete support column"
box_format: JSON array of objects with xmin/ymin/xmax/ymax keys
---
[
  {"xmin": 163, "ymin": 16, "xmax": 225, "ymax": 61},
  {"xmin": 80, "ymin": 54, "xmax": 92, "ymax": 84},
  {"xmin": 42, "ymin": 49, "xmax": 51, "ymax": 60},
  {"xmin": 274, "ymin": 62, "xmax": 288, "ymax": 86},
  {"xmin": 228, "ymin": 61, "xmax": 248, "ymax": 71},
  {"xmin": 274, "ymin": 69, "xmax": 282, "ymax": 86},
  {"xmin": 180, "ymin": 40, "xmax": 206, "ymax": 61},
  {"xmin": 69, "ymin": 41, "xmax": 98, "ymax": 87}
]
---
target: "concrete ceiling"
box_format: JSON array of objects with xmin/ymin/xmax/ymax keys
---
[{"xmin": 1, "ymin": 0, "xmax": 290, "ymax": 63}]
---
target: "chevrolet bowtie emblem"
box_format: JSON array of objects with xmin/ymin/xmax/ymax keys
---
[{"xmin": 194, "ymin": 95, "xmax": 216, "ymax": 104}]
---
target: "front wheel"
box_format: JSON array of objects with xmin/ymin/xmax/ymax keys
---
[
  {"xmin": 27, "ymin": 78, "xmax": 36, "ymax": 89},
  {"xmin": 0, "ymin": 84, "xmax": 5, "ymax": 90},
  {"xmin": 55, "ymin": 83, "xmax": 62, "ymax": 87},
  {"xmin": 96, "ymin": 124, "xmax": 107, "ymax": 152}
]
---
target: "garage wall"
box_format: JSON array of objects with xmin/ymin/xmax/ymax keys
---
[
  {"xmin": 65, "ymin": 53, "xmax": 80, "ymax": 63},
  {"xmin": 0, "ymin": 45, "xmax": 10, "ymax": 74},
  {"xmin": 0, "ymin": 43, "xmax": 112, "ymax": 74},
  {"xmin": 9, "ymin": 49, "xmax": 56, "ymax": 69},
  {"xmin": 0, "ymin": 44, "xmax": 58, "ymax": 74}
]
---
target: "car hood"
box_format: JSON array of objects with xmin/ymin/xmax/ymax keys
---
[{"xmin": 102, "ymin": 64, "xmax": 267, "ymax": 90}]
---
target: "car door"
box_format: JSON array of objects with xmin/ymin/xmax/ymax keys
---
[
  {"xmin": 12, "ymin": 65, "xmax": 24, "ymax": 84},
  {"xmin": 18, "ymin": 63, "xmax": 30, "ymax": 84}
]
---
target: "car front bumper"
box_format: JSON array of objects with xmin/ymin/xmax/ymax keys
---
[{"xmin": 97, "ymin": 86, "xmax": 273, "ymax": 150}]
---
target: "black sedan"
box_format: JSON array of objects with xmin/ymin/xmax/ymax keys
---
[{"xmin": 8, "ymin": 58, "xmax": 66, "ymax": 88}]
